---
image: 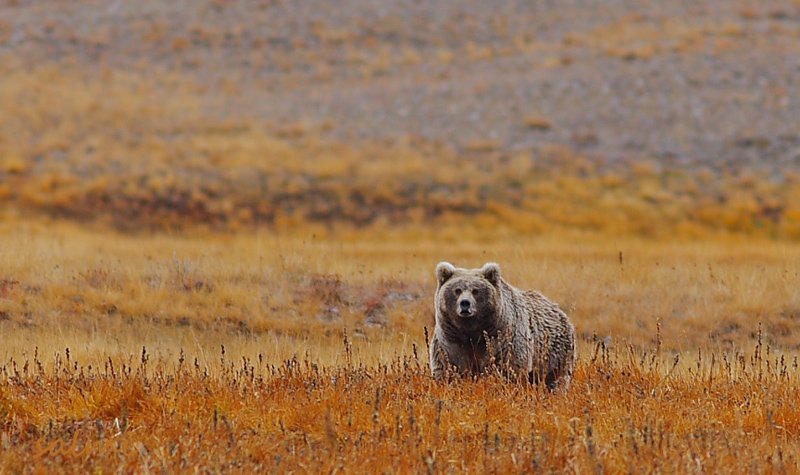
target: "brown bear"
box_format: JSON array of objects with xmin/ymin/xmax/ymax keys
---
[{"xmin": 429, "ymin": 262, "xmax": 576, "ymax": 390}]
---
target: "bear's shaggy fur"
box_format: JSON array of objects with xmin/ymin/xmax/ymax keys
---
[{"xmin": 429, "ymin": 262, "xmax": 576, "ymax": 389}]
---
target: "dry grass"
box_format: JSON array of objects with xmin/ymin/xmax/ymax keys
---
[
  {"xmin": 3, "ymin": 219, "xmax": 800, "ymax": 355},
  {"xmin": 2, "ymin": 62, "xmax": 799, "ymax": 473},
  {"xmin": 3, "ymin": 67, "xmax": 800, "ymax": 238},
  {"xmin": 1, "ymin": 220, "xmax": 800, "ymax": 470},
  {"xmin": 2, "ymin": 2, "xmax": 800, "ymax": 470},
  {"xmin": 1, "ymin": 317, "xmax": 799, "ymax": 472}
]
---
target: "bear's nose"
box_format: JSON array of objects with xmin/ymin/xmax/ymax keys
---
[{"xmin": 459, "ymin": 300, "xmax": 471, "ymax": 310}]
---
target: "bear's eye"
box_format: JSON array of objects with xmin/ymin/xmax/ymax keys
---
[{"xmin": 454, "ymin": 288, "xmax": 462, "ymax": 295}]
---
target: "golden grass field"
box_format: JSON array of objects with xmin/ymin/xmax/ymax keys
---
[
  {"xmin": 2, "ymin": 87, "xmax": 800, "ymax": 473},
  {"xmin": 1, "ymin": 219, "xmax": 800, "ymax": 471},
  {"xmin": 2, "ymin": 0, "xmax": 800, "ymax": 471},
  {"xmin": 2, "ymin": 71, "xmax": 800, "ymax": 469}
]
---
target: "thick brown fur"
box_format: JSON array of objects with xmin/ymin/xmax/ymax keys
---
[{"xmin": 429, "ymin": 262, "xmax": 576, "ymax": 390}]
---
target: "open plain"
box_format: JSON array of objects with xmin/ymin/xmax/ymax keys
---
[{"xmin": 1, "ymin": 0, "xmax": 800, "ymax": 472}]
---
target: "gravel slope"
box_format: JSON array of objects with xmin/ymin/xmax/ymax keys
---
[{"xmin": 1, "ymin": 0, "xmax": 798, "ymax": 171}]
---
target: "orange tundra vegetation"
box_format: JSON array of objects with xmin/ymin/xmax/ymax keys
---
[
  {"xmin": 0, "ymin": 336, "xmax": 799, "ymax": 472},
  {"xmin": 2, "ymin": 64, "xmax": 800, "ymax": 473},
  {"xmin": 2, "ymin": 68, "xmax": 800, "ymax": 238},
  {"xmin": 2, "ymin": 1, "xmax": 800, "ymax": 470},
  {"xmin": 1, "ymin": 68, "xmax": 800, "ymax": 471},
  {"xmin": 1, "ymin": 221, "xmax": 800, "ymax": 471}
]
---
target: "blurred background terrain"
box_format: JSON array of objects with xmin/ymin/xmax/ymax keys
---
[
  {"xmin": 1, "ymin": 0, "xmax": 799, "ymax": 235},
  {"xmin": 2, "ymin": 0, "xmax": 800, "ymax": 355}
]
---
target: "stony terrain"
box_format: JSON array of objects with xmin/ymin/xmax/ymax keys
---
[{"xmin": 2, "ymin": 0, "xmax": 799, "ymax": 172}]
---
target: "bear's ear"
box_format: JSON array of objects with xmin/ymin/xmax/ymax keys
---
[
  {"xmin": 480, "ymin": 262, "xmax": 501, "ymax": 286},
  {"xmin": 436, "ymin": 262, "xmax": 456, "ymax": 286}
]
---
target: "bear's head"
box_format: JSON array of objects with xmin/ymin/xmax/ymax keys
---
[{"xmin": 435, "ymin": 262, "xmax": 502, "ymax": 329}]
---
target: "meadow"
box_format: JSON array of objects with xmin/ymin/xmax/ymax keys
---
[
  {"xmin": 1, "ymin": 219, "xmax": 800, "ymax": 471},
  {"xmin": 2, "ymin": 0, "xmax": 800, "ymax": 471},
  {"xmin": 3, "ymin": 68, "xmax": 800, "ymax": 474}
]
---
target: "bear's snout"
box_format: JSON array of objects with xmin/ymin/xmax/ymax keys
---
[{"xmin": 457, "ymin": 296, "xmax": 475, "ymax": 317}]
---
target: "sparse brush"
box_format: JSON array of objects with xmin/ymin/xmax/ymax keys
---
[
  {"xmin": 0, "ymin": 222, "xmax": 798, "ymax": 470},
  {"xmin": 4, "ymin": 69, "xmax": 799, "ymax": 238},
  {"xmin": 0, "ymin": 335, "xmax": 797, "ymax": 472}
]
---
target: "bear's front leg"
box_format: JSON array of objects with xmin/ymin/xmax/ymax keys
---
[
  {"xmin": 430, "ymin": 334, "xmax": 475, "ymax": 380},
  {"xmin": 429, "ymin": 333, "xmax": 450, "ymax": 380}
]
